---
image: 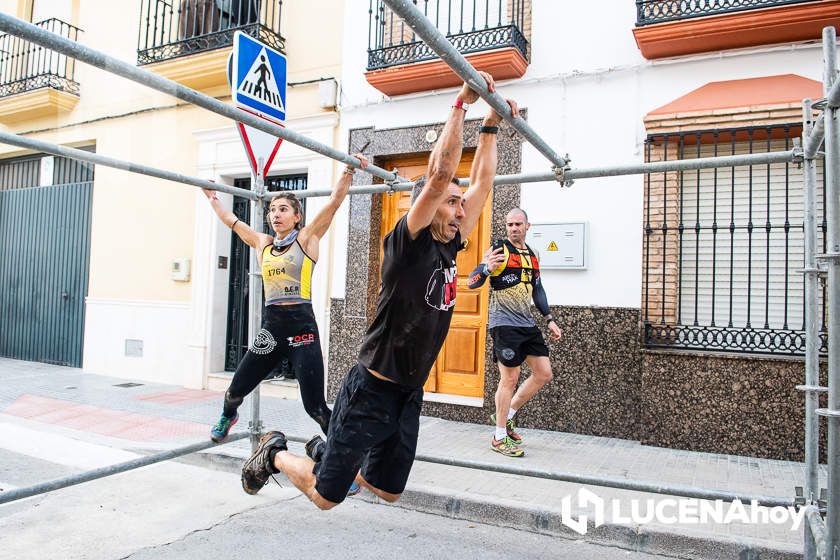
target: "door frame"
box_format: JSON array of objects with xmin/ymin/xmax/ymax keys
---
[{"xmin": 327, "ymin": 113, "xmax": 525, "ymax": 410}]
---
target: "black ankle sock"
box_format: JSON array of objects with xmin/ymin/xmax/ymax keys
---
[{"xmin": 268, "ymin": 447, "xmax": 282, "ymax": 473}]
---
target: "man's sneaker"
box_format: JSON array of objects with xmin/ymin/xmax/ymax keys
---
[
  {"xmin": 490, "ymin": 413, "xmax": 522, "ymax": 444},
  {"xmin": 304, "ymin": 434, "xmax": 325, "ymax": 462},
  {"xmin": 490, "ymin": 436, "xmax": 524, "ymax": 457},
  {"xmin": 210, "ymin": 412, "xmax": 238, "ymax": 443},
  {"xmin": 241, "ymin": 431, "xmax": 287, "ymax": 495}
]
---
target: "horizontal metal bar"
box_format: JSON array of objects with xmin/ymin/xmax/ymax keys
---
[
  {"xmin": 411, "ymin": 452, "xmax": 794, "ymax": 508},
  {"xmin": 284, "ymin": 434, "xmax": 791, "ymax": 507},
  {"xmin": 0, "ymin": 13, "xmax": 401, "ymax": 183},
  {"xmin": 382, "ymin": 0, "xmax": 569, "ymax": 170},
  {"xmin": 338, "ymin": 149, "xmax": 801, "ymax": 197},
  {"xmin": 0, "ymin": 432, "xmax": 249, "ymax": 505},
  {"xmin": 0, "ymin": 131, "xmax": 256, "ymax": 200},
  {"xmin": 804, "ymin": 505, "xmax": 828, "ymax": 560}
]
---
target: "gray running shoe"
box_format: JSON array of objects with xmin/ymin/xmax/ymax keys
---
[{"xmin": 241, "ymin": 431, "xmax": 287, "ymax": 495}]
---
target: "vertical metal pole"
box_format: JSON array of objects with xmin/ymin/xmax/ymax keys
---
[
  {"xmin": 248, "ymin": 158, "xmax": 266, "ymax": 451},
  {"xmin": 821, "ymin": 25, "xmax": 840, "ymax": 560},
  {"xmin": 803, "ymin": 98, "xmax": 821, "ymax": 560}
]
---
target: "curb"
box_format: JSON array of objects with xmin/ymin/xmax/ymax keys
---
[{"xmin": 185, "ymin": 448, "xmax": 803, "ymax": 560}]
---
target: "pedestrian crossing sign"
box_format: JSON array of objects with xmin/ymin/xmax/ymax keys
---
[{"xmin": 231, "ymin": 31, "xmax": 287, "ymax": 123}]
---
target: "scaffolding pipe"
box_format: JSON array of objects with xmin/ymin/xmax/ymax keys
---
[
  {"xmin": 0, "ymin": 432, "xmax": 249, "ymax": 506},
  {"xmin": 247, "ymin": 162, "xmax": 266, "ymax": 451},
  {"xmin": 381, "ymin": 0, "xmax": 569, "ymax": 170},
  {"xmin": 806, "ymin": 110, "xmax": 826, "ymax": 159},
  {"xmin": 820, "ymin": 25, "xmax": 840, "ymax": 560},
  {"xmin": 343, "ymin": 149, "xmax": 801, "ymax": 196},
  {"xmin": 0, "ymin": 129, "xmax": 798, "ymax": 200},
  {"xmin": 805, "ymin": 505, "xmax": 829, "ymax": 560},
  {"xmin": 0, "ymin": 13, "xmax": 401, "ymax": 185},
  {"xmin": 802, "ymin": 98, "xmax": 823, "ymax": 560},
  {"xmin": 0, "ymin": 131, "xmax": 256, "ymax": 200},
  {"xmin": 278, "ymin": 434, "xmax": 792, "ymax": 507}
]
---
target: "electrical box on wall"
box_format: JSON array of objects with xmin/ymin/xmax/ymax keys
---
[
  {"xmin": 171, "ymin": 258, "xmax": 191, "ymax": 282},
  {"xmin": 526, "ymin": 222, "xmax": 587, "ymax": 269}
]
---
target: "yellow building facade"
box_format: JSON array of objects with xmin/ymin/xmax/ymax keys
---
[{"xmin": 0, "ymin": 0, "xmax": 347, "ymax": 389}]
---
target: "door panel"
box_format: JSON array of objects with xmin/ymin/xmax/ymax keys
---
[{"xmin": 379, "ymin": 152, "xmax": 491, "ymax": 397}]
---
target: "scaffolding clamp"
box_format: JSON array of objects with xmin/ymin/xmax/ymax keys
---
[
  {"xmin": 384, "ymin": 168, "xmax": 400, "ymax": 197},
  {"xmin": 791, "ymin": 144, "xmax": 805, "ymax": 164},
  {"xmin": 553, "ymin": 157, "xmax": 573, "ymax": 187}
]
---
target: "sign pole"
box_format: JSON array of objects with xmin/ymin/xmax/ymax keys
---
[{"xmin": 247, "ymin": 158, "xmax": 266, "ymax": 451}]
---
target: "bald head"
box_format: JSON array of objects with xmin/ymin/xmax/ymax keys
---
[{"xmin": 505, "ymin": 207, "xmax": 530, "ymax": 246}]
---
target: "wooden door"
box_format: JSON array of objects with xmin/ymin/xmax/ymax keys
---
[{"xmin": 379, "ymin": 153, "xmax": 491, "ymax": 397}]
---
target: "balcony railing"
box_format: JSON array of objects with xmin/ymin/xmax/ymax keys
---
[
  {"xmin": 367, "ymin": 0, "xmax": 528, "ymax": 70},
  {"xmin": 636, "ymin": 0, "xmax": 819, "ymax": 26},
  {"xmin": 137, "ymin": 0, "xmax": 285, "ymax": 65},
  {"xmin": 0, "ymin": 18, "xmax": 80, "ymax": 98}
]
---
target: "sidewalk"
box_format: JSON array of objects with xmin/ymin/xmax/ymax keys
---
[{"xmin": 0, "ymin": 358, "xmax": 825, "ymax": 559}]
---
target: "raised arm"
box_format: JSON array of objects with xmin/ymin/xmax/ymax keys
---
[
  {"xmin": 202, "ymin": 188, "xmax": 271, "ymax": 250},
  {"xmin": 299, "ymin": 154, "xmax": 369, "ymax": 258},
  {"xmin": 406, "ymin": 71, "xmax": 496, "ymax": 239},
  {"xmin": 459, "ymin": 99, "xmax": 519, "ymax": 239}
]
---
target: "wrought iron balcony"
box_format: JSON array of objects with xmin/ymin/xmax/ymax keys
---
[
  {"xmin": 137, "ymin": 0, "xmax": 285, "ymax": 65},
  {"xmin": 0, "ymin": 18, "xmax": 80, "ymax": 98},
  {"xmin": 636, "ymin": 0, "xmax": 819, "ymax": 26},
  {"xmin": 367, "ymin": 0, "xmax": 528, "ymax": 71}
]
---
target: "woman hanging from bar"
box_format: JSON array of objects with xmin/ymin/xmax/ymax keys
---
[{"xmin": 203, "ymin": 153, "xmax": 369, "ymax": 444}]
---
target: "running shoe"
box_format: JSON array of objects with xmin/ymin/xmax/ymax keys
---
[
  {"xmin": 210, "ymin": 412, "xmax": 238, "ymax": 443},
  {"xmin": 490, "ymin": 413, "xmax": 522, "ymax": 444},
  {"xmin": 347, "ymin": 481, "xmax": 362, "ymax": 496},
  {"xmin": 304, "ymin": 434, "xmax": 326, "ymax": 462},
  {"xmin": 241, "ymin": 430, "xmax": 287, "ymax": 495},
  {"xmin": 490, "ymin": 436, "xmax": 524, "ymax": 457}
]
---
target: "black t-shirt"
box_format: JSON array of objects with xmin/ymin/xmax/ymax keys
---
[{"xmin": 358, "ymin": 215, "xmax": 461, "ymax": 389}]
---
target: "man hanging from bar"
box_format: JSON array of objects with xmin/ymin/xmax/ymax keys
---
[
  {"xmin": 238, "ymin": 71, "xmax": 519, "ymax": 509},
  {"xmin": 468, "ymin": 208, "xmax": 562, "ymax": 457}
]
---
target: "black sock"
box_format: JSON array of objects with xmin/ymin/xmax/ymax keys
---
[{"xmin": 268, "ymin": 447, "xmax": 282, "ymax": 473}]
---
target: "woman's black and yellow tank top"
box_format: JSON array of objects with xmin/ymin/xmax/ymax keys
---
[{"xmin": 261, "ymin": 240, "xmax": 315, "ymax": 305}]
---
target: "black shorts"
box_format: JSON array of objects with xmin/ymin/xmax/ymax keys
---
[
  {"xmin": 491, "ymin": 325, "xmax": 549, "ymax": 367},
  {"xmin": 314, "ymin": 363, "xmax": 422, "ymax": 504}
]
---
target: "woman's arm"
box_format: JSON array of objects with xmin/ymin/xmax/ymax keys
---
[
  {"xmin": 298, "ymin": 154, "xmax": 369, "ymax": 258},
  {"xmin": 202, "ymin": 188, "xmax": 271, "ymax": 250}
]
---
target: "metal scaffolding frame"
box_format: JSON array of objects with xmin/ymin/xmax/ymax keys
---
[{"xmin": 0, "ymin": 10, "xmax": 835, "ymax": 557}]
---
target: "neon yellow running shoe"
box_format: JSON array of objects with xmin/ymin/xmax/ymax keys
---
[
  {"xmin": 490, "ymin": 413, "xmax": 522, "ymax": 444},
  {"xmin": 490, "ymin": 436, "xmax": 524, "ymax": 458}
]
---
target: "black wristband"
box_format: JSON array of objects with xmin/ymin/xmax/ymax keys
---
[
  {"xmin": 479, "ymin": 125, "xmax": 499, "ymax": 134},
  {"xmin": 545, "ymin": 314, "xmax": 554, "ymax": 322}
]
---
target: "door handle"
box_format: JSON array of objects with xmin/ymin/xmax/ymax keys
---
[{"xmin": 61, "ymin": 291, "xmax": 69, "ymax": 300}]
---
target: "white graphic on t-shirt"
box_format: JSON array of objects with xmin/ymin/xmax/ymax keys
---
[{"xmin": 425, "ymin": 261, "xmax": 457, "ymax": 311}]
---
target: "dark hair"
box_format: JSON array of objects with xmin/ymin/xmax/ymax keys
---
[
  {"xmin": 409, "ymin": 174, "xmax": 461, "ymax": 206},
  {"xmin": 269, "ymin": 191, "xmax": 304, "ymax": 230}
]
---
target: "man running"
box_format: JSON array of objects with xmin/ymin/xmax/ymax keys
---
[
  {"xmin": 238, "ymin": 71, "xmax": 519, "ymax": 509},
  {"xmin": 467, "ymin": 208, "xmax": 562, "ymax": 457}
]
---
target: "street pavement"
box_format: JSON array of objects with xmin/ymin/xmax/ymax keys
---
[{"xmin": 0, "ymin": 358, "xmax": 826, "ymax": 559}]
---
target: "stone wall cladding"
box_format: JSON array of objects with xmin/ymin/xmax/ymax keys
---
[{"xmin": 641, "ymin": 350, "xmax": 828, "ymax": 461}]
